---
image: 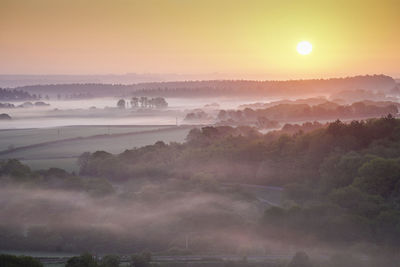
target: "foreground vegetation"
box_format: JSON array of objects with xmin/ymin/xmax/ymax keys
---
[
  {"xmin": 1, "ymin": 115, "xmax": 400, "ymax": 263},
  {"xmin": 1, "ymin": 250, "xmax": 398, "ymax": 267},
  {"xmin": 78, "ymin": 115, "xmax": 400, "ymax": 247}
]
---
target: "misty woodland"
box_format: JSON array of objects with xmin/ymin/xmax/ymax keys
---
[{"xmin": 1, "ymin": 0, "xmax": 400, "ymax": 267}]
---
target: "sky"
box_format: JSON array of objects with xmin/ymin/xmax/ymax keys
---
[{"xmin": 0, "ymin": 0, "xmax": 399, "ymax": 79}]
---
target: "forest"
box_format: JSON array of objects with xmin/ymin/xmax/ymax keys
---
[
  {"xmin": 0, "ymin": 116, "xmax": 399, "ymax": 264},
  {"xmin": 77, "ymin": 115, "xmax": 400, "ymax": 248},
  {"xmin": 9, "ymin": 75, "xmax": 398, "ymax": 98},
  {"xmin": 0, "ymin": 88, "xmax": 39, "ymax": 101},
  {"xmin": 216, "ymin": 101, "xmax": 398, "ymax": 127}
]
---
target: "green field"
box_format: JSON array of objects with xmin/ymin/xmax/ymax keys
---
[
  {"xmin": 0, "ymin": 125, "xmax": 192, "ymax": 171},
  {"xmin": 0, "ymin": 125, "xmax": 172, "ymax": 151}
]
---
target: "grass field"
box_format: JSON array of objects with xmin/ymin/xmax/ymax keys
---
[
  {"xmin": 0, "ymin": 125, "xmax": 192, "ymax": 171},
  {"xmin": 0, "ymin": 125, "xmax": 172, "ymax": 151}
]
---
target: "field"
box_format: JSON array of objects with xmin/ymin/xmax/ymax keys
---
[
  {"xmin": 0, "ymin": 125, "xmax": 172, "ymax": 151},
  {"xmin": 0, "ymin": 125, "xmax": 192, "ymax": 171}
]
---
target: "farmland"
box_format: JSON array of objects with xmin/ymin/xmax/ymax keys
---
[{"xmin": 0, "ymin": 125, "xmax": 192, "ymax": 171}]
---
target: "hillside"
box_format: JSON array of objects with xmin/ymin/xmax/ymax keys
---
[{"xmin": 1, "ymin": 116, "xmax": 400, "ymax": 255}]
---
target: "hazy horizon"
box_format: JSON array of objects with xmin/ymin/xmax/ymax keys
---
[{"xmin": 0, "ymin": 72, "xmax": 399, "ymax": 88}]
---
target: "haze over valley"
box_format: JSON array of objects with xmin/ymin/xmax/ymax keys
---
[{"xmin": 1, "ymin": 0, "xmax": 400, "ymax": 266}]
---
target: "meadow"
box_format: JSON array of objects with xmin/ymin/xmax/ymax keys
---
[
  {"xmin": 0, "ymin": 125, "xmax": 192, "ymax": 171},
  {"xmin": 0, "ymin": 125, "xmax": 173, "ymax": 151}
]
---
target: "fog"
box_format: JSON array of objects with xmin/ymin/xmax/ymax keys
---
[
  {"xmin": 1, "ymin": 78, "xmax": 400, "ymax": 265},
  {"xmin": 0, "ymin": 180, "xmax": 390, "ymax": 266},
  {"xmin": 0, "ymin": 181, "xmax": 277, "ymax": 254},
  {"xmin": 0, "ymin": 97, "xmax": 280, "ymax": 129}
]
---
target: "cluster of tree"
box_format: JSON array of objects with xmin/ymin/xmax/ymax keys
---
[
  {"xmin": 65, "ymin": 253, "xmax": 139, "ymax": 267},
  {"xmin": 279, "ymin": 121, "xmax": 324, "ymax": 134},
  {"xmin": 238, "ymin": 97, "xmax": 332, "ymax": 110},
  {"xmin": 217, "ymin": 109, "xmax": 280, "ymax": 129},
  {"xmin": 217, "ymin": 101, "xmax": 398, "ymax": 123},
  {"xmin": 0, "ymin": 88, "xmax": 39, "ymax": 101},
  {"xmin": 0, "ymin": 254, "xmax": 43, "ymax": 267},
  {"xmin": 0, "ymin": 102, "xmax": 15, "ymax": 108},
  {"xmin": 11, "ymin": 75, "xmax": 396, "ymax": 98},
  {"xmin": 330, "ymin": 89, "xmax": 389, "ymax": 103},
  {"xmin": 1, "ymin": 251, "xmax": 397, "ymax": 267},
  {"xmin": 58, "ymin": 92, "xmax": 93, "ymax": 100},
  {"xmin": 0, "ymin": 156, "xmax": 254, "ymax": 253},
  {"xmin": 117, "ymin": 97, "xmax": 168, "ymax": 109},
  {"xmin": 183, "ymin": 110, "xmax": 212, "ymax": 122},
  {"xmin": 3, "ymin": 116, "xmax": 400, "ymax": 255},
  {"xmin": 0, "ymin": 159, "xmax": 114, "ymax": 196},
  {"xmin": 259, "ymin": 117, "xmax": 400, "ymax": 247},
  {"xmin": 0, "ymin": 101, "xmax": 50, "ymax": 109},
  {"xmin": 130, "ymin": 75, "xmax": 396, "ymax": 98},
  {"xmin": 20, "ymin": 101, "xmax": 50, "ymax": 108},
  {"xmin": 0, "ymin": 113, "xmax": 11, "ymax": 120},
  {"xmin": 63, "ymin": 252, "xmax": 287, "ymax": 267},
  {"xmin": 130, "ymin": 96, "xmax": 168, "ymax": 109},
  {"xmin": 78, "ymin": 126, "xmax": 263, "ymax": 180},
  {"xmin": 78, "ymin": 115, "xmax": 400, "ymax": 248},
  {"xmin": 284, "ymin": 251, "xmax": 397, "ymax": 267}
]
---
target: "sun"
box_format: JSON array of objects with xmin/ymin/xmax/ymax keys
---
[{"xmin": 297, "ymin": 41, "xmax": 312, "ymax": 55}]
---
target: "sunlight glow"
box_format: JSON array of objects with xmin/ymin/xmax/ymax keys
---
[{"xmin": 297, "ymin": 41, "xmax": 313, "ymax": 55}]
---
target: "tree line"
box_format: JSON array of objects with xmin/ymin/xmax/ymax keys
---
[
  {"xmin": 217, "ymin": 101, "xmax": 398, "ymax": 126},
  {"xmin": 117, "ymin": 97, "xmax": 168, "ymax": 109},
  {"xmin": 0, "ymin": 88, "xmax": 40, "ymax": 101},
  {"xmin": 9, "ymin": 74, "xmax": 398, "ymax": 98}
]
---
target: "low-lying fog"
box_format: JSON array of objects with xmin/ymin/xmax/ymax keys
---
[
  {"xmin": 0, "ymin": 97, "xmax": 278, "ymax": 129},
  {"xmin": 0, "ymin": 181, "xmax": 277, "ymax": 254}
]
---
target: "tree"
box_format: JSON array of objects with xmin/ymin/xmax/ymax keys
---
[
  {"xmin": 77, "ymin": 152, "xmax": 91, "ymax": 172},
  {"xmin": 140, "ymin": 250, "xmax": 152, "ymax": 262},
  {"xmin": 117, "ymin": 99, "xmax": 126, "ymax": 109},
  {"xmin": 139, "ymin": 97, "xmax": 148, "ymax": 108},
  {"xmin": 319, "ymin": 151, "xmax": 363, "ymax": 191},
  {"xmin": 0, "ymin": 159, "xmax": 31, "ymax": 179},
  {"xmin": 355, "ymin": 157, "xmax": 400, "ymax": 198},
  {"xmin": 327, "ymin": 119, "xmax": 344, "ymax": 136},
  {"xmin": 99, "ymin": 255, "xmax": 120, "ymax": 267},
  {"xmin": 288, "ymin": 251, "xmax": 313, "ymax": 267},
  {"xmin": 131, "ymin": 97, "xmax": 139, "ymax": 108},
  {"xmin": 66, "ymin": 253, "xmax": 97, "ymax": 267},
  {"xmin": 329, "ymin": 186, "xmax": 383, "ymax": 217},
  {"xmin": 153, "ymin": 97, "xmax": 168, "ymax": 108},
  {"xmin": 0, "ymin": 254, "xmax": 43, "ymax": 267},
  {"xmin": 328, "ymin": 253, "xmax": 363, "ymax": 267},
  {"xmin": 130, "ymin": 253, "xmax": 150, "ymax": 267},
  {"xmin": 0, "ymin": 113, "xmax": 11, "ymax": 120}
]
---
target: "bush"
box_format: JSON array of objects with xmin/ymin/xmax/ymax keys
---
[
  {"xmin": 130, "ymin": 253, "xmax": 150, "ymax": 267},
  {"xmin": 99, "ymin": 255, "xmax": 120, "ymax": 267},
  {"xmin": 288, "ymin": 251, "xmax": 312, "ymax": 267},
  {"xmin": 0, "ymin": 254, "xmax": 43, "ymax": 267},
  {"xmin": 66, "ymin": 253, "xmax": 98, "ymax": 267}
]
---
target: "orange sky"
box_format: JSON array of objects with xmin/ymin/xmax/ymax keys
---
[{"xmin": 0, "ymin": 0, "xmax": 399, "ymax": 79}]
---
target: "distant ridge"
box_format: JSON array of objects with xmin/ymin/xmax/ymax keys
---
[
  {"xmin": 0, "ymin": 72, "xmax": 285, "ymax": 87},
  {"xmin": 3, "ymin": 74, "xmax": 397, "ymax": 98}
]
